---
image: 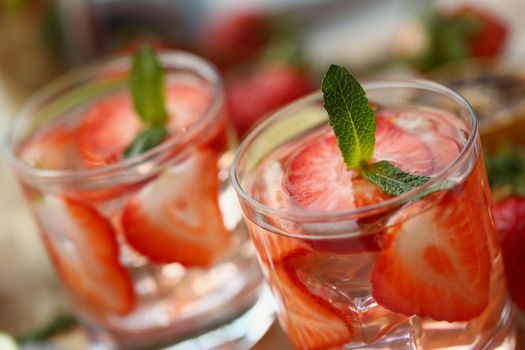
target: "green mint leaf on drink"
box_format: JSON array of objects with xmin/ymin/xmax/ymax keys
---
[
  {"xmin": 361, "ymin": 161, "xmax": 431, "ymax": 196},
  {"xmin": 321, "ymin": 64, "xmax": 431, "ymax": 196},
  {"xmin": 125, "ymin": 46, "xmax": 169, "ymax": 158},
  {"xmin": 321, "ymin": 64, "xmax": 375, "ymax": 169},
  {"xmin": 124, "ymin": 125, "xmax": 168, "ymax": 158},
  {"xmin": 130, "ymin": 45, "xmax": 168, "ymax": 126}
]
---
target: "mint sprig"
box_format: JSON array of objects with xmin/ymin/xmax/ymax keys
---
[
  {"xmin": 124, "ymin": 125, "xmax": 168, "ymax": 158},
  {"xmin": 322, "ymin": 64, "xmax": 430, "ymax": 196},
  {"xmin": 322, "ymin": 65, "xmax": 375, "ymax": 169},
  {"xmin": 362, "ymin": 161, "xmax": 431, "ymax": 196},
  {"xmin": 130, "ymin": 46, "xmax": 168, "ymax": 126},
  {"xmin": 125, "ymin": 46, "xmax": 169, "ymax": 158}
]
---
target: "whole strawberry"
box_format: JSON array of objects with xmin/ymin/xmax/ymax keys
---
[
  {"xmin": 453, "ymin": 5, "xmax": 508, "ymax": 57},
  {"xmin": 492, "ymin": 197, "xmax": 525, "ymax": 312},
  {"xmin": 199, "ymin": 11, "xmax": 272, "ymax": 71},
  {"xmin": 486, "ymin": 145, "xmax": 525, "ymax": 313},
  {"xmin": 399, "ymin": 4, "xmax": 508, "ymax": 72},
  {"xmin": 225, "ymin": 63, "xmax": 315, "ymax": 137}
]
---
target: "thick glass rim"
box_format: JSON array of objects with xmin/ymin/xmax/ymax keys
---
[
  {"xmin": 3, "ymin": 50, "xmax": 223, "ymax": 181},
  {"xmin": 231, "ymin": 78, "xmax": 478, "ymax": 222}
]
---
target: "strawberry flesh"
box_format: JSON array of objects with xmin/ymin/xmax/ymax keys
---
[
  {"xmin": 75, "ymin": 84, "xmax": 211, "ymax": 167},
  {"xmin": 272, "ymin": 249, "xmax": 353, "ymax": 350},
  {"xmin": 121, "ymin": 150, "xmax": 231, "ymax": 266},
  {"xmin": 36, "ymin": 196, "xmax": 135, "ymax": 315},
  {"xmin": 371, "ymin": 192, "xmax": 491, "ymax": 322},
  {"xmin": 285, "ymin": 117, "xmax": 433, "ymax": 213},
  {"xmin": 374, "ymin": 116, "xmax": 434, "ymax": 175},
  {"xmin": 75, "ymin": 91, "xmax": 140, "ymax": 166},
  {"xmin": 19, "ymin": 126, "xmax": 81, "ymax": 170}
]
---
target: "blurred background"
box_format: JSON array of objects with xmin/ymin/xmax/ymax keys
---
[{"xmin": 1, "ymin": 0, "xmax": 525, "ymax": 349}]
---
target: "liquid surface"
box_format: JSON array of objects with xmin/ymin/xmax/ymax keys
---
[{"xmin": 252, "ymin": 106, "xmax": 466, "ymax": 216}]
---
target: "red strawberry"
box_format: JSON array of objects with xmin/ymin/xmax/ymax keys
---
[
  {"xmin": 371, "ymin": 192, "xmax": 491, "ymax": 322},
  {"xmin": 272, "ymin": 249, "xmax": 353, "ymax": 350},
  {"xmin": 285, "ymin": 118, "xmax": 432, "ymax": 212},
  {"xmin": 375, "ymin": 116, "xmax": 435, "ymax": 175},
  {"xmin": 492, "ymin": 196, "xmax": 525, "ymax": 312},
  {"xmin": 226, "ymin": 63, "xmax": 315, "ymax": 137},
  {"xmin": 381, "ymin": 109, "xmax": 463, "ymax": 173},
  {"xmin": 121, "ymin": 150, "xmax": 231, "ymax": 266},
  {"xmin": 75, "ymin": 84, "xmax": 211, "ymax": 167},
  {"xmin": 20, "ymin": 126, "xmax": 80, "ymax": 170},
  {"xmin": 75, "ymin": 91, "xmax": 140, "ymax": 166},
  {"xmin": 249, "ymin": 158, "xmax": 381, "ymax": 257},
  {"xmin": 452, "ymin": 5, "xmax": 508, "ymax": 57},
  {"xmin": 285, "ymin": 135, "xmax": 385, "ymax": 212},
  {"xmin": 199, "ymin": 11, "xmax": 272, "ymax": 70},
  {"xmin": 36, "ymin": 196, "xmax": 134, "ymax": 315}
]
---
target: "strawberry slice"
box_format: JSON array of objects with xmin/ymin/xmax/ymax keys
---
[
  {"xmin": 272, "ymin": 249, "xmax": 352, "ymax": 350},
  {"xmin": 20, "ymin": 126, "xmax": 81, "ymax": 170},
  {"xmin": 371, "ymin": 192, "xmax": 491, "ymax": 322},
  {"xmin": 379, "ymin": 109, "xmax": 463, "ymax": 172},
  {"xmin": 285, "ymin": 134, "xmax": 386, "ymax": 212},
  {"xmin": 75, "ymin": 91, "xmax": 140, "ymax": 166},
  {"xmin": 35, "ymin": 196, "xmax": 134, "ymax": 315},
  {"xmin": 75, "ymin": 84, "xmax": 211, "ymax": 166},
  {"xmin": 374, "ymin": 115, "xmax": 434, "ymax": 175},
  {"xmin": 285, "ymin": 118, "xmax": 432, "ymax": 212},
  {"xmin": 165, "ymin": 84, "xmax": 213, "ymax": 132},
  {"xmin": 121, "ymin": 150, "xmax": 231, "ymax": 266}
]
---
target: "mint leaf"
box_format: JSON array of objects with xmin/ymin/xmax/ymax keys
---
[
  {"xmin": 16, "ymin": 314, "xmax": 76, "ymax": 343},
  {"xmin": 322, "ymin": 64, "xmax": 435, "ymax": 197},
  {"xmin": 362, "ymin": 161, "xmax": 431, "ymax": 196},
  {"xmin": 124, "ymin": 125, "xmax": 168, "ymax": 158},
  {"xmin": 322, "ymin": 64, "xmax": 375, "ymax": 169},
  {"xmin": 129, "ymin": 45, "xmax": 167, "ymax": 126}
]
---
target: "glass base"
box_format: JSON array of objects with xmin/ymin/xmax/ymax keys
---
[
  {"xmin": 88, "ymin": 286, "xmax": 275, "ymax": 350},
  {"xmin": 342, "ymin": 302, "xmax": 517, "ymax": 350}
]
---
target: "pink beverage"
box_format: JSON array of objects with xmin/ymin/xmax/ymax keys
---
[
  {"xmin": 232, "ymin": 80, "xmax": 517, "ymax": 349},
  {"xmin": 3, "ymin": 51, "xmax": 273, "ymax": 349}
]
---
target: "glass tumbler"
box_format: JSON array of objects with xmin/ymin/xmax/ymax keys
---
[
  {"xmin": 232, "ymin": 79, "xmax": 517, "ymax": 350},
  {"xmin": 4, "ymin": 51, "xmax": 273, "ymax": 350}
]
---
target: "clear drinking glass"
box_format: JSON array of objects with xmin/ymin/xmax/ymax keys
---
[
  {"xmin": 3, "ymin": 51, "xmax": 273, "ymax": 350},
  {"xmin": 232, "ymin": 79, "xmax": 517, "ymax": 349}
]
